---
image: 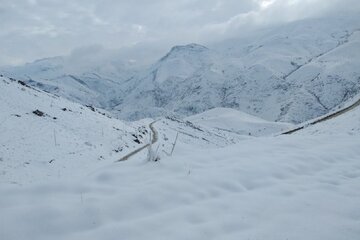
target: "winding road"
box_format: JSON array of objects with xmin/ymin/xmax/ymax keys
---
[
  {"xmin": 282, "ymin": 96, "xmax": 360, "ymax": 135},
  {"xmin": 116, "ymin": 121, "xmax": 158, "ymax": 162}
]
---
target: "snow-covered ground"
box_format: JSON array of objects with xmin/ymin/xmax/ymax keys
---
[
  {"xmin": 0, "ymin": 76, "xmax": 264, "ymax": 185},
  {"xmin": 297, "ymin": 94, "xmax": 360, "ymax": 136},
  {"xmin": 0, "ymin": 76, "xmax": 148, "ymax": 184},
  {"xmin": 186, "ymin": 107, "xmax": 293, "ymax": 136},
  {"xmin": 1, "ymin": 75, "xmax": 360, "ymax": 239}
]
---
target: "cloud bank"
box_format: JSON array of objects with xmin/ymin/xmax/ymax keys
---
[{"xmin": 0, "ymin": 0, "xmax": 359, "ymax": 66}]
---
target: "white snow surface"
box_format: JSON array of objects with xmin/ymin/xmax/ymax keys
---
[
  {"xmin": 298, "ymin": 98, "xmax": 360, "ymax": 136},
  {"xmin": 0, "ymin": 76, "xmax": 148, "ymax": 184},
  {"xmin": 1, "ymin": 76, "xmax": 360, "ymax": 239},
  {"xmin": 186, "ymin": 107, "xmax": 293, "ymax": 136}
]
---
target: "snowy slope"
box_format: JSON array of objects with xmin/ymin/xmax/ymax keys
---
[
  {"xmin": 186, "ymin": 107, "xmax": 293, "ymax": 136},
  {"xmin": 0, "ymin": 76, "xmax": 255, "ymax": 185},
  {"xmin": 0, "ymin": 56, "xmax": 135, "ymax": 109},
  {"xmin": 111, "ymin": 43, "xmax": 244, "ymax": 120},
  {"xmin": 1, "ymin": 95, "xmax": 359, "ymax": 239},
  {"xmin": 0, "ymin": 76, "xmax": 149, "ymax": 184},
  {"xmin": 217, "ymin": 17, "xmax": 360, "ymax": 123},
  {"xmin": 297, "ymin": 96, "xmax": 360, "ymax": 136}
]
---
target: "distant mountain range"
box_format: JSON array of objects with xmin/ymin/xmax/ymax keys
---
[{"xmin": 2, "ymin": 15, "xmax": 360, "ymax": 123}]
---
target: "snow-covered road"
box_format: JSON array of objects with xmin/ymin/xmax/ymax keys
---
[
  {"xmin": 116, "ymin": 120, "xmax": 159, "ymax": 162},
  {"xmin": 282, "ymin": 94, "xmax": 360, "ymax": 134}
]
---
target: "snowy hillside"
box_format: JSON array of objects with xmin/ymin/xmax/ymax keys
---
[
  {"xmin": 297, "ymin": 96, "xmax": 360, "ymax": 136},
  {"xmin": 3, "ymin": 16, "xmax": 359, "ymax": 123},
  {"xmin": 111, "ymin": 43, "xmax": 244, "ymax": 120},
  {"xmin": 1, "ymin": 78, "xmax": 360, "ymax": 239},
  {"xmin": 0, "ymin": 76, "xmax": 260, "ymax": 185},
  {"xmin": 215, "ymin": 17, "xmax": 360, "ymax": 123},
  {"xmin": 0, "ymin": 56, "xmax": 136, "ymax": 110},
  {"xmin": 0, "ymin": 76, "xmax": 148, "ymax": 184}
]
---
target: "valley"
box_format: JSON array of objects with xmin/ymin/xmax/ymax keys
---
[{"xmin": 1, "ymin": 14, "xmax": 360, "ymax": 240}]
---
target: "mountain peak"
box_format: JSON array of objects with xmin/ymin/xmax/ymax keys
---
[
  {"xmin": 170, "ymin": 43, "xmax": 209, "ymax": 53},
  {"xmin": 158, "ymin": 43, "xmax": 209, "ymax": 63},
  {"xmin": 31, "ymin": 56, "xmax": 64, "ymax": 65}
]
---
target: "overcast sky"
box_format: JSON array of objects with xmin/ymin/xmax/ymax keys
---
[{"xmin": 0, "ymin": 0, "xmax": 359, "ymax": 66}]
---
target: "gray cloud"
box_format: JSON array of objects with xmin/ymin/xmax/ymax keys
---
[{"xmin": 0, "ymin": 0, "xmax": 359, "ymax": 66}]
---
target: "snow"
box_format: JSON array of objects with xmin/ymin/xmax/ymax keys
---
[
  {"xmin": 110, "ymin": 15, "xmax": 360, "ymax": 122},
  {"xmin": 298, "ymin": 100, "xmax": 360, "ymax": 136},
  {"xmin": 186, "ymin": 107, "xmax": 293, "ymax": 136},
  {"xmin": 1, "ymin": 15, "xmax": 360, "ymax": 240},
  {"xmin": 1, "ymin": 75, "xmax": 360, "ymax": 239},
  {"xmin": 1, "ymin": 127, "xmax": 360, "ymax": 239},
  {"xmin": 0, "ymin": 77, "xmax": 147, "ymax": 184},
  {"xmin": 154, "ymin": 44, "xmax": 210, "ymax": 84}
]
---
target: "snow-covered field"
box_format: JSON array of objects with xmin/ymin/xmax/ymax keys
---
[{"xmin": 1, "ymin": 75, "xmax": 360, "ymax": 239}]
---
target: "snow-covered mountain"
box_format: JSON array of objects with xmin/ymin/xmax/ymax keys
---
[
  {"xmin": 1, "ymin": 16, "xmax": 360, "ymax": 123},
  {"xmin": 216, "ymin": 16, "xmax": 360, "ymax": 123},
  {"xmin": 0, "ymin": 56, "xmax": 137, "ymax": 109},
  {"xmin": 116, "ymin": 16, "xmax": 360, "ymax": 122},
  {"xmin": 111, "ymin": 43, "xmax": 244, "ymax": 120}
]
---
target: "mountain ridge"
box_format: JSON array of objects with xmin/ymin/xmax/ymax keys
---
[{"xmin": 1, "ymin": 16, "xmax": 360, "ymax": 123}]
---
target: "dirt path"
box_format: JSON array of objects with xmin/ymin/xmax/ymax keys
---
[
  {"xmin": 116, "ymin": 120, "xmax": 158, "ymax": 162},
  {"xmin": 282, "ymin": 97, "xmax": 360, "ymax": 135}
]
